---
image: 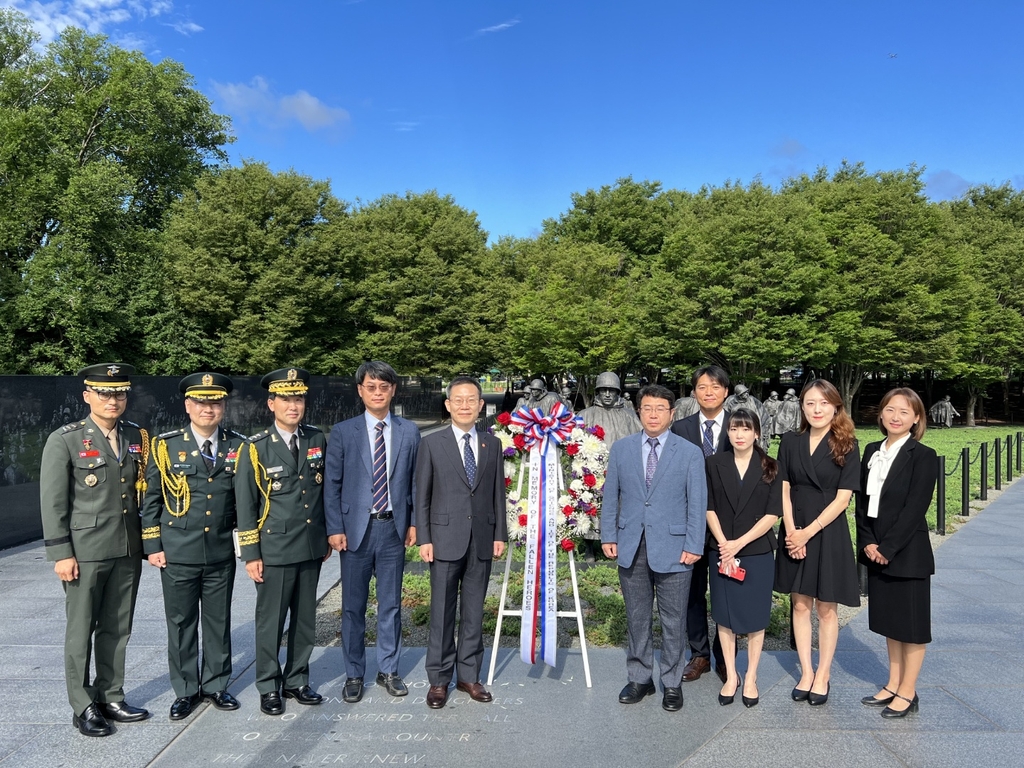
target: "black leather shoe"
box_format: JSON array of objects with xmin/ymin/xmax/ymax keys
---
[
  {"xmin": 714, "ymin": 664, "xmax": 728, "ymax": 685},
  {"xmin": 791, "ymin": 687, "xmax": 810, "ymax": 701},
  {"xmin": 99, "ymin": 701, "xmax": 150, "ymax": 722},
  {"xmin": 618, "ymin": 681, "xmax": 656, "ymax": 704},
  {"xmin": 205, "ymin": 690, "xmax": 240, "ymax": 711},
  {"xmin": 662, "ymin": 687, "xmax": 684, "ymax": 711},
  {"xmin": 807, "ymin": 682, "xmax": 830, "ymax": 706},
  {"xmin": 283, "ymin": 685, "xmax": 323, "ymax": 705},
  {"xmin": 343, "ymin": 677, "xmax": 364, "ymax": 703},
  {"xmin": 73, "ymin": 704, "xmax": 114, "ymax": 737},
  {"xmin": 169, "ymin": 694, "xmax": 201, "ymax": 720},
  {"xmin": 881, "ymin": 692, "xmax": 919, "ymax": 718},
  {"xmin": 862, "ymin": 687, "xmax": 896, "ymax": 707},
  {"xmin": 260, "ymin": 691, "xmax": 283, "ymax": 716},
  {"xmin": 377, "ymin": 672, "xmax": 409, "ymax": 697}
]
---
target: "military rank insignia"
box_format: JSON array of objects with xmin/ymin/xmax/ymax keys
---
[
  {"xmin": 179, "ymin": 452, "xmax": 187, "ymax": 462},
  {"xmin": 306, "ymin": 446, "xmax": 323, "ymax": 461}
]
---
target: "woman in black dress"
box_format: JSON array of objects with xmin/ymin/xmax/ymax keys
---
[
  {"xmin": 706, "ymin": 409, "xmax": 780, "ymax": 708},
  {"xmin": 856, "ymin": 388, "xmax": 937, "ymax": 718},
  {"xmin": 774, "ymin": 379, "xmax": 860, "ymax": 705}
]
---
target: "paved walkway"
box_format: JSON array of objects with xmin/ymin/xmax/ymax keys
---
[{"xmin": 0, "ymin": 477, "xmax": 1021, "ymax": 768}]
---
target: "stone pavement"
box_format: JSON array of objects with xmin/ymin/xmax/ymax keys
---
[{"xmin": 1, "ymin": 478, "xmax": 1021, "ymax": 768}]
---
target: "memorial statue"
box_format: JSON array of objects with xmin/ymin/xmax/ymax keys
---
[
  {"xmin": 514, "ymin": 378, "xmax": 563, "ymax": 415},
  {"xmin": 763, "ymin": 391, "xmax": 782, "ymax": 436},
  {"xmin": 673, "ymin": 390, "xmax": 700, "ymax": 421},
  {"xmin": 725, "ymin": 384, "xmax": 768, "ymax": 447},
  {"xmin": 775, "ymin": 388, "xmax": 801, "ymax": 435},
  {"xmin": 929, "ymin": 395, "xmax": 960, "ymax": 428}
]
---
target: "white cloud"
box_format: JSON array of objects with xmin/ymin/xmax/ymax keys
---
[
  {"xmin": 392, "ymin": 121, "xmax": 420, "ymax": 132},
  {"xmin": 474, "ymin": 17, "xmax": 520, "ymax": 36},
  {"xmin": 166, "ymin": 19, "xmax": 202, "ymax": 35},
  {"xmin": 212, "ymin": 77, "xmax": 351, "ymax": 134},
  {"xmin": 11, "ymin": 0, "xmax": 175, "ymax": 44}
]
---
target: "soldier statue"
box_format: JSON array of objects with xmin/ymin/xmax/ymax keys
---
[
  {"xmin": 673, "ymin": 390, "xmax": 700, "ymax": 421},
  {"xmin": 514, "ymin": 378, "xmax": 563, "ymax": 415},
  {"xmin": 775, "ymin": 388, "xmax": 801, "ymax": 435},
  {"xmin": 763, "ymin": 391, "xmax": 782, "ymax": 437},
  {"xmin": 929, "ymin": 395, "xmax": 960, "ymax": 428}
]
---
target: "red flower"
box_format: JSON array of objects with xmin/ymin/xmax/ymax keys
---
[
  {"xmin": 496, "ymin": 412, "xmax": 512, "ymax": 426},
  {"xmin": 583, "ymin": 473, "xmax": 597, "ymax": 488},
  {"xmin": 562, "ymin": 504, "xmax": 574, "ymax": 515},
  {"xmin": 560, "ymin": 538, "xmax": 576, "ymax": 552},
  {"xmin": 567, "ymin": 488, "xmax": 578, "ymax": 498},
  {"xmin": 518, "ymin": 514, "xmax": 528, "ymax": 527},
  {"xmin": 586, "ymin": 508, "xmax": 598, "ymax": 517},
  {"xmin": 566, "ymin": 443, "xmax": 580, "ymax": 455},
  {"xmin": 592, "ymin": 425, "xmax": 605, "ymax": 440},
  {"xmin": 513, "ymin": 434, "xmax": 526, "ymax": 450},
  {"xmin": 504, "ymin": 476, "xmax": 512, "ymax": 488}
]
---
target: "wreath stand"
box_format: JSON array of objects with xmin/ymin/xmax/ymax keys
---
[{"xmin": 486, "ymin": 545, "xmax": 593, "ymax": 688}]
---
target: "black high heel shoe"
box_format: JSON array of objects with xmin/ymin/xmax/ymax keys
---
[
  {"xmin": 791, "ymin": 686, "xmax": 810, "ymax": 701},
  {"xmin": 718, "ymin": 677, "xmax": 739, "ymax": 706},
  {"xmin": 742, "ymin": 686, "xmax": 759, "ymax": 708},
  {"xmin": 807, "ymin": 682, "xmax": 830, "ymax": 706},
  {"xmin": 861, "ymin": 686, "xmax": 896, "ymax": 707},
  {"xmin": 880, "ymin": 692, "xmax": 918, "ymax": 718}
]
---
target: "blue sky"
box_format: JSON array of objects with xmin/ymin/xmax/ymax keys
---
[{"xmin": 10, "ymin": 0, "xmax": 1024, "ymax": 240}]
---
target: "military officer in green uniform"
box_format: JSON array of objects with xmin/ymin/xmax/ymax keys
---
[
  {"xmin": 142, "ymin": 372, "xmax": 247, "ymax": 720},
  {"xmin": 40, "ymin": 363, "xmax": 152, "ymax": 737},
  {"xmin": 235, "ymin": 367, "xmax": 329, "ymax": 716}
]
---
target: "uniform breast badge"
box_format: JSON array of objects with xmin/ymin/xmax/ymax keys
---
[
  {"xmin": 85, "ymin": 474, "xmax": 98, "ymax": 487},
  {"xmin": 315, "ymin": 472, "xmax": 323, "ymax": 484},
  {"xmin": 271, "ymin": 480, "xmax": 283, "ymax": 491}
]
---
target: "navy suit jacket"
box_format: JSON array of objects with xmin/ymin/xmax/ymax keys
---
[
  {"xmin": 600, "ymin": 430, "xmax": 707, "ymax": 573},
  {"xmin": 670, "ymin": 410, "xmax": 732, "ymax": 454},
  {"xmin": 324, "ymin": 413, "xmax": 420, "ymax": 552}
]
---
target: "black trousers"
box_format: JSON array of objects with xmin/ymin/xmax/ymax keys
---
[{"xmin": 686, "ymin": 550, "xmax": 725, "ymax": 667}]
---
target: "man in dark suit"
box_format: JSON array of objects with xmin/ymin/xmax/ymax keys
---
[
  {"xmin": 40, "ymin": 363, "xmax": 151, "ymax": 737},
  {"xmin": 415, "ymin": 376, "xmax": 507, "ymax": 709},
  {"xmin": 671, "ymin": 365, "xmax": 731, "ymax": 684},
  {"xmin": 141, "ymin": 373, "xmax": 246, "ymax": 720},
  {"xmin": 325, "ymin": 361, "xmax": 421, "ymax": 702},
  {"xmin": 602, "ymin": 384, "xmax": 707, "ymax": 711},
  {"xmin": 235, "ymin": 367, "xmax": 329, "ymax": 716}
]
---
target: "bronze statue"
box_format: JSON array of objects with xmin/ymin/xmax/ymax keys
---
[
  {"xmin": 929, "ymin": 395, "xmax": 960, "ymax": 428},
  {"xmin": 514, "ymin": 378, "xmax": 563, "ymax": 415}
]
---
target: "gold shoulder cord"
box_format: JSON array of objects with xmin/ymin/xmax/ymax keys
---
[
  {"xmin": 250, "ymin": 442, "xmax": 272, "ymax": 530},
  {"xmin": 153, "ymin": 436, "xmax": 190, "ymax": 517},
  {"xmin": 135, "ymin": 428, "xmax": 150, "ymax": 505}
]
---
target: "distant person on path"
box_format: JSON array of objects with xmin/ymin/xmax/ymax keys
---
[
  {"xmin": 602, "ymin": 385, "xmax": 706, "ymax": 712},
  {"xmin": 141, "ymin": 373, "xmax": 246, "ymax": 720},
  {"xmin": 928, "ymin": 396, "xmax": 959, "ymax": 428},
  {"xmin": 705, "ymin": 409, "xmax": 780, "ymax": 708},
  {"xmin": 671, "ymin": 365, "xmax": 732, "ymax": 685},
  {"xmin": 324, "ymin": 361, "xmax": 421, "ymax": 703},
  {"xmin": 856, "ymin": 388, "xmax": 937, "ymax": 718},
  {"xmin": 774, "ymin": 379, "xmax": 861, "ymax": 707},
  {"xmin": 40, "ymin": 364, "xmax": 151, "ymax": 737}
]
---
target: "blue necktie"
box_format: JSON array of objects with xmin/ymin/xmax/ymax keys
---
[
  {"xmin": 372, "ymin": 421, "xmax": 388, "ymax": 512},
  {"xmin": 702, "ymin": 420, "xmax": 715, "ymax": 457},
  {"xmin": 645, "ymin": 437, "xmax": 659, "ymax": 489},
  {"xmin": 463, "ymin": 433, "xmax": 477, "ymax": 485}
]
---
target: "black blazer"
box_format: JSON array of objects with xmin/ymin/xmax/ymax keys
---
[
  {"xmin": 706, "ymin": 452, "xmax": 780, "ymax": 557},
  {"xmin": 855, "ymin": 439, "xmax": 937, "ymax": 579},
  {"xmin": 671, "ymin": 410, "xmax": 733, "ymax": 455}
]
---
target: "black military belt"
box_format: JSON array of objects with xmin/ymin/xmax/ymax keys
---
[{"xmin": 370, "ymin": 511, "xmax": 394, "ymax": 521}]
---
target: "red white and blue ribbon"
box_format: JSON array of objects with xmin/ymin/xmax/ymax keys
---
[{"xmin": 509, "ymin": 404, "xmax": 582, "ymax": 667}]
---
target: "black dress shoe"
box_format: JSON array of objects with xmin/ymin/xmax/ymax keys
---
[
  {"xmin": 343, "ymin": 677, "xmax": 364, "ymax": 703},
  {"xmin": 861, "ymin": 687, "xmax": 896, "ymax": 707},
  {"xmin": 618, "ymin": 681, "xmax": 656, "ymax": 704},
  {"xmin": 807, "ymin": 682, "xmax": 830, "ymax": 706},
  {"xmin": 662, "ymin": 687, "xmax": 684, "ymax": 711},
  {"xmin": 377, "ymin": 672, "xmax": 409, "ymax": 697},
  {"xmin": 791, "ymin": 687, "xmax": 810, "ymax": 701},
  {"xmin": 283, "ymin": 685, "xmax": 323, "ymax": 705},
  {"xmin": 169, "ymin": 694, "xmax": 201, "ymax": 720},
  {"xmin": 73, "ymin": 704, "xmax": 114, "ymax": 737},
  {"xmin": 205, "ymin": 690, "xmax": 240, "ymax": 710},
  {"xmin": 100, "ymin": 701, "xmax": 150, "ymax": 722},
  {"xmin": 881, "ymin": 692, "xmax": 919, "ymax": 718},
  {"xmin": 260, "ymin": 691, "xmax": 283, "ymax": 716},
  {"xmin": 714, "ymin": 664, "xmax": 728, "ymax": 685}
]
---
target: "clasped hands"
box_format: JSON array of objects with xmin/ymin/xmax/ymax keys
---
[
  {"xmin": 862, "ymin": 543, "xmax": 889, "ymax": 565},
  {"xmin": 785, "ymin": 527, "xmax": 812, "ymax": 559}
]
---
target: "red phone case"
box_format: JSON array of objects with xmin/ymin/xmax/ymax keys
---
[{"xmin": 719, "ymin": 562, "xmax": 746, "ymax": 582}]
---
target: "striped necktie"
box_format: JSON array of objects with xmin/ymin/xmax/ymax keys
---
[
  {"xmin": 372, "ymin": 421, "xmax": 388, "ymax": 512},
  {"xmin": 702, "ymin": 420, "xmax": 715, "ymax": 457}
]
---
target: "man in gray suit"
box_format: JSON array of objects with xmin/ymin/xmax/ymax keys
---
[
  {"xmin": 415, "ymin": 376, "xmax": 507, "ymax": 709},
  {"xmin": 325, "ymin": 361, "xmax": 421, "ymax": 702},
  {"xmin": 602, "ymin": 384, "xmax": 707, "ymax": 712}
]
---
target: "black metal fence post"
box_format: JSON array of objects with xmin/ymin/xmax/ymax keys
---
[
  {"xmin": 981, "ymin": 442, "xmax": 988, "ymax": 501},
  {"xmin": 1007, "ymin": 434, "xmax": 1013, "ymax": 483},
  {"xmin": 995, "ymin": 438, "xmax": 1002, "ymax": 491},
  {"xmin": 936, "ymin": 455, "xmax": 946, "ymax": 535},
  {"xmin": 962, "ymin": 447, "xmax": 970, "ymax": 517},
  {"xmin": 1017, "ymin": 432, "xmax": 1022, "ymax": 474}
]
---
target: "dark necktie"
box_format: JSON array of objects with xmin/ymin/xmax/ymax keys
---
[
  {"xmin": 289, "ymin": 434, "xmax": 299, "ymax": 466},
  {"xmin": 372, "ymin": 421, "xmax": 388, "ymax": 512},
  {"xmin": 702, "ymin": 420, "xmax": 715, "ymax": 457},
  {"xmin": 645, "ymin": 436, "xmax": 659, "ymax": 489},
  {"xmin": 201, "ymin": 439, "xmax": 215, "ymax": 473},
  {"xmin": 463, "ymin": 433, "xmax": 477, "ymax": 485}
]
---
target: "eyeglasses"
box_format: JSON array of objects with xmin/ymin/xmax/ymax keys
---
[
  {"xmin": 91, "ymin": 391, "xmax": 127, "ymax": 402},
  {"xmin": 449, "ymin": 398, "xmax": 480, "ymax": 406},
  {"xmin": 359, "ymin": 383, "xmax": 393, "ymax": 394},
  {"xmin": 639, "ymin": 406, "xmax": 671, "ymax": 415}
]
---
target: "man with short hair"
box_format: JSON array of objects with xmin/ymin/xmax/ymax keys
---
[
  {"xmin": 235, "ymin": 367, "xmax": 329, "ymax": 716},
  {"xmin": 40, "ymin": 363, "xmax": 151, "ymax": 737},
  {"xmin": 671, "ymin": 365, "xmax": 732, "ymax": 683},
  {"xmin": 416, "ymin": 376, "xmax": 507, "ymax": 709},
  {"xmin": 324, "ymin": 361, "xmax": 420, "ymax": 703},
  {"xmin": 142, "ymin": 372, "xmax": 246, "ymax": 720},
  {"xmin": 602, "ymin": 384, "xmax": 706, "ymax": 711}
]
